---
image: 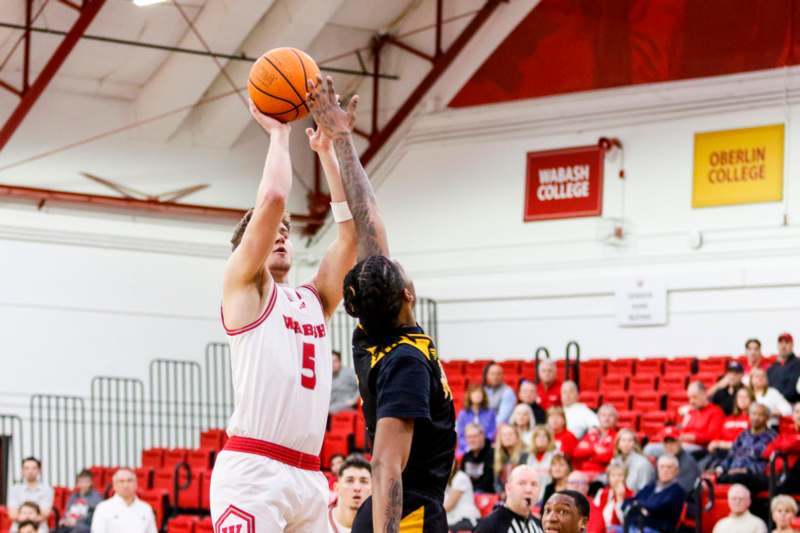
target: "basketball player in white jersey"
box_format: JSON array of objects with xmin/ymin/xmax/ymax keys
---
[{"xmin": 211, "ymin": 99, "xmax": 356, "ymax": 533}]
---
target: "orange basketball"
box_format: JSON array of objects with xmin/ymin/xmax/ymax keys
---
[{"xmin": 248, "ymin": 47, "xmax": 320, "ymax": 123}]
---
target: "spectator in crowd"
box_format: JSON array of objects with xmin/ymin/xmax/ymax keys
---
[
  {"xmin": 708, "ymin": 361, "xmax": 745, "ymax": 415},
  {"xmin": 560, "ymin": 381, "xmax": 598, "ymax": 439},
  {"xmin": 90, "ymin": 469, "xmax": 156, "ymax": 533},
  {"xmin": 593, "ymin": 463, "xmax": 633, "ymax": 530},
  {"xmin": 764, "ymin": 402, "xmax": 800, "ymax": 494},
  {"xmin": 475, "ymin": 465, "xmax": 543, "ymax": 533},
  {"xmin": 564, "ymin": 472, "xmax": 604, "ymax": 533},
  {"xmin": 55, "ymin": 469, "xmax": 102, "ymax": 533},
  {"xmin": 547, "ymin": 406, "xmax": 578, "ymax": 458},
  {"xmin": 742, "ymin": 338, "xmax": 769, "ymax": 381},
  {"xmin": 618, "ymin": 454, "xmax": 686, "ymax": 533},
  {"xmin": 714, "ymin": 402, "xmax": 776, "ymax": 496},
  {"xmin": 17, "ymin": 522, "xmax": 39, "ymax": 533},
  {"xmin": 455, "ymin": 384, "xmax": 497, "ymax": 455},
  {"xmin": 11, "ymin": 502, "xmax": 47, "ymax": 533},
  {"xmin": 711, "ymin": 484, "xmax": 766, "ymax": 533},
  {"xmin": 768, "ymin": 332, "xmax": 800, "ymax": 403},
  {"xmin": 484, "ymin": 363, "xmax": 518, "ymax": 424},
  {"xmin": 771, "ymin": 495, "xmax": 800, "ymax": 533},
  {"xmin": 330, "ymin": 454, "xmax": 346, "ymax": 477},
  {"xmin": 328, "ymin": 456, "xmax": 371, "ymax": 533},
  {"xmin": 573, "ymin": 404, "xmax": 618, "ymax": 472},
  {"xmin": 329, "ymin": 351, "xmax": 359, "ymax": 414},
  {"xmin": 7, "ymin": 457, "xmax": 53, "ymax": 523},
  {"xmin": 705, "ymin": 387, "xmax": 753, "ymax": 471},
  {"xmin": 612, "ymin": 428, "xmax": 655, "ymax": 492},
  {"xmin": 541, "ymin": 452, "xmax": 571, "ymax": 505},
  {"xmin": 749, "ymin": 367, "xmax": 792, "ymax": 418},
  {"xmin": 645, "ymin": 381, "xmax": 724, "ymax": 456},
  {"xmin": 526, "ymin": 425, "xmax": 556, "ymax": 494},
  {"xmin": 494, "ymin": 423, "xmax": 529, "ymax": 494},
  {"xmin": 542, "ymin": 490, "xmax": 591, "ymax": 533},
  {"xmin": 536, "ymin": 359, "xmax": 562, "ymax": 410},
  {"xmin": 444, "ymin": 459, "xmax": 481, "ymax": 532},
  {"xmin": 518, "ymin": 380, "xmax": 547, "ymax": 423},
  {"xmin": 647, "ymin": 426, "xmax": 700, "ymax": 494},
  {"xmin": 511, "ymin": 403, "xmax": 537, "ymax": 448},
  {"xmin": 460, "ymin": 422, "xmax": 495, "ymax": 493}
]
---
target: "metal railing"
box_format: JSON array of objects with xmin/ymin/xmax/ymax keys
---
[{"xmin": 90, "ymin": 377, "xmax": 145, "ymax": 469}]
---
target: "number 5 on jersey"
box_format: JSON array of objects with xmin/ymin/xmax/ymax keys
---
[{"xmin": 301, "ymin": 343, "xmax": 316, "ymax": 390}]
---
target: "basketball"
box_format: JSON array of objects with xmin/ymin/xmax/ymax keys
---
[{"xmin": 248, "ymin": 47, "xmax": 320, "ymax": 123}]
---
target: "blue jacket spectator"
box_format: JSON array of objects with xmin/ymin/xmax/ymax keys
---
[
  {"xmin": 484, "ymin": 363, "xmax": 517, "ymax": 424},
  {"xmin": 620, "ymin": 454, "xmax": 687, "ymax": 533},
  {"xmin": 456, "ymin": 384, "xmax": 497, "ymax": 454}
]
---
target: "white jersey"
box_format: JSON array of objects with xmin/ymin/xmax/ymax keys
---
[{"xmin": 222, "ymin": 282, "xmax": 331, "ymax": 456}]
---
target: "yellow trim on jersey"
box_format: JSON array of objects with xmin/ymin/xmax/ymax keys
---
[
  {"xmin": 369, "ymin": 334, "xmax": 435, "ymax": 368},
  {"xmin": 399, "ymin": 505, "xmax": 425, "ymax": 532}
]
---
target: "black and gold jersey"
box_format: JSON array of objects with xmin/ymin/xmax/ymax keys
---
[{"xmin": 352, "ymin": 324, "xmax": 456, "ymax": 501}]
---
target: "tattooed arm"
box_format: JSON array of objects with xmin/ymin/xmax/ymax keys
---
[
  {"xmin": 371, "ymin": 417, "xmax": 413, "ymax": 532},
  {"xmin": 306, "ymin": 76, "xmax": 389, "ymax": 260}
]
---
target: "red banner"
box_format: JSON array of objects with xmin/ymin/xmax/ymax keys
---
[{"xmin": 524, "ymin": 145, "xmax": 604, "ymax": 222}]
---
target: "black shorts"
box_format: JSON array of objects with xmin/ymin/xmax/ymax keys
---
[{"xmin": 351, "ymin": 491, "xmax": 447, "ymax": 533}]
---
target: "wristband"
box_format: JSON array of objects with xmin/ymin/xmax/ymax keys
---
[{"xmin": 331, "ymin": 201, "xmax": 353, "ymax": 223}]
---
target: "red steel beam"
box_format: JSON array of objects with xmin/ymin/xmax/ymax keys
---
[
  {"xmin": 359, "ymin": 0, "xmax": 502, "ymax": 166},
  {"xmin": 0, "ymin": 183, "xmax": 323, "ymax": 224},
  {"xmin": 0, "ymin": 0, "xmax": 107, "ymax": 152}
]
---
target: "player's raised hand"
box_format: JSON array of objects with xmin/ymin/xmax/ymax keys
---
[
  {"xmin": 306, "ymin": 75, "xmax": 358, "ymax": 138},
  {"xmin": 249, "ymin": 98, "xmax": 290, "ymax": 136},
  {"xmin": 305, "ymin": 125, "xmax": 331, "ymax": 153}
]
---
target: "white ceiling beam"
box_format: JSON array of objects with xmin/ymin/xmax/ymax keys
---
[
  {"xmin": 182, "ymin": 0, "xmax": 345, "ymax": 148},
  {"xmin": 132, "ymin": 0, "xmax": 276, "ymax": 141}
]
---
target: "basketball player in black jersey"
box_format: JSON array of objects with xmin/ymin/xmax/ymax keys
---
[{"xmin": 307, "ymin": 75, "xmax": 456, "ymax": 532}]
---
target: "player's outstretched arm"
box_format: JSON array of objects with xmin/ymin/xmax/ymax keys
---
[
  {"xmin": 305, "ymin": 126, "xmax": 356, "ymax": 318},
  {"xmin": 371, "ymin": 417, "xmax": 413, "ymax": 533},
  {"xmin": 306, "ymin": 76, "xmax": 389, "ymax": 261},
  {"xmin": 223, "ymin": 101, "xmax": 292, "ymax": 314}
]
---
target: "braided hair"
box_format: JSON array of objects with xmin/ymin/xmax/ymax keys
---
[{"xmin": 343, "ymin": 256, "xmax": 407, "ymax": 341}]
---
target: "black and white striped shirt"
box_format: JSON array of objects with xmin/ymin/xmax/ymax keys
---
[{"xmin": 474, "ymin": 506, "xmax": 544, "ymax": 533}]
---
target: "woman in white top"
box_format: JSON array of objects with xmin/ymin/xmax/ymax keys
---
[
  {"xmin": 612, "ymin": 428, "xmax": 654, "ymax": 492},
  {"xmin": 526, "ymin": 425, "xmax": 556, "ymax": 499},
  {"xmin": 444, "ymin": 460, "xmax": 481, "ymax": 530},
  {"xmin": 511, "ymin": 403, "xmax": 536, "ymax": 449},
  {"xmin": 750, "ymin": 367, "xmax": 792, "ymax": 417}
]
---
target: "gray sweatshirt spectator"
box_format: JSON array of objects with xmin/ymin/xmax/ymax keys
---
[{"xmin": 330, "ymin": 351, "xmax": 359, "ymax": 414}]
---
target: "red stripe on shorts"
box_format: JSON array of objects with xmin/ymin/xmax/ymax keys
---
[{"xmin": 223, "ymin": 435, "xmax": 321, "ymax": 471}]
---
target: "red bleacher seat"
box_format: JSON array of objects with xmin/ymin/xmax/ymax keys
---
[
  {"xmin": 693, "ymin": 371, "xmax": 718, "ymax": 388},
  {"xmin": 666, "ymin": 390, "xmax": 689, "ymax": 412},
  {"xmin": 606, "ymin": 358, "xmax": 636, "ymax": 376},
  {"xmin": 640, "ymin": 412, "xmax": 671, "ymax": 438},
  {"xmin": 503, "ymin": 372, "xmax": 522, "ymax": 388},
  {"xmin": 196, "ymin": 517, "xmax": 213, "ymax": 533},
  {"xmin": 442, "ymin": 360, "xmax": 466, "ymax": 376},
  {"xmin": 167, "ymin": 515, "xmax": 198, "ymax": 533},
  {"xmin": 474, "ymin": 493, "xmax": 499, "ymax": 517},
  {"xmin": 466, "ymin": 360, "xmax": 492, "ymax": 375},
  {"xmin": 601, "ymin": 375, "xmax": 627, "ymax": 391},
  {"xmin": 581, "ymin": 359, "xmax": 607, "ymax": 374},
  {"xmin": 617, "ymin": 411, "xmax": 639, "ymax": 430},
  {"xmin": 89, "ymin": 465, "xmax": 107, "ymax": 492},
  {"xmin": 697, "ymin": 357, "xmax": 729, "ymax": 375},
  {"xmin": 578, "ymin": 366, "xmax": 602, "ymax": 391},
  {"xmin": 179, "ymin": 469, "xmax": 206, "ymax": 509},
  {"xmin": 659, "ymin": 374, "xmax": 687, "ymax": 393},
  {"xmin": 465, "ymin": 368, "xmax": 484, "ymax": 385},
  {"xmin": 201, "ymin": 472, "xmax": 211, "ymax": 510},
  {"xmin": 138, "ymin": 489, "xmax": 168, "ymax": 529},
  {"xmin": 199, "ymin": 429, "xmax": 226, "ymax": 451},
  {"xmin": 498, "ymin": 360, "xmax": 521, "ymax": 374},
  {"xmin": 321, "ymin": 432, "xmax": 349, "ymax": 469},
  {"xmin": 520, "ymin": 361, "xmax": 536, "ymax": 381},
  {"xmin": 0, "ymin": 506, "xmax": 10, "ymax": 532},
  {"xmin": 631, "ymin": 392, "xmax": 662, "ymax": 412},
  {"xmin": 52, "ymin": 486, "xmax": 70, "ymax": 516},
  {"xmin": 664, "ymin": 357, "xmax": 694, "ymax": 374},
  {"xmin": 629, "ymin": 375, "xmax": 657, "ymax": 393},
  {"xmin": 603, "ymin": 391, "xmax": 630, "ymax": 411},
  {"xmin": 164, "ymin": 448, "xmax": 189, "ymax": 469},
  {"xmin": 142, "ymin": 447, "xmax": 166, "ymax": 469},
  {"xmin": 635, "ymin": 358, "xmax": 663, "ymax": 375},
  {"xmin": 579, "ymin": 391, "xmax": 600, "ymax": 409},
  {"xmin": 354, "ymin": 409, "xmax": 367, "ymax": 450},
  {"xmin": 186, "ymin": 449, "xmax": 214, "ymax": 471},
  {"xmin": 135, "ymin": 467, "xmax": 153, "ymax": 490},
  {"xmin": 447, "ymin": 374, "xmax": 467, "ymax": 389},
  {"xmin": 331, "ymin": 410, "xmax": 358, "ymax": 433}
]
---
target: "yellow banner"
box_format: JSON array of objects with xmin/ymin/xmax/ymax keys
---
[{"xmin": 693, "ymin": 124, "xmax": 784, "ymax": 208}]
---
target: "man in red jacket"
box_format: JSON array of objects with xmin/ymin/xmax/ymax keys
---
[
  {"xmin": 764, "ymin": 401, "xmax": 800, "ymax": 494},
  {"xmin": 573, "ymin": 404, "xmax": 618, "ymax": 472},
  {"xmin": 536, "ymin": 359, "xmax": 562, "ymax": 410}
]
